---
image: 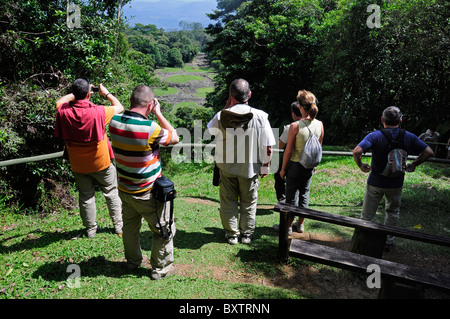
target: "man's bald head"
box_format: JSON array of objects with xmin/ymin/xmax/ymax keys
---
[
  {"xmin": 130, "ymin": 85, "xmax": 154, "ymax": 108},
  {"xmin": 229, "ymin": 78, "xmax": 251, "ymax": 103}
]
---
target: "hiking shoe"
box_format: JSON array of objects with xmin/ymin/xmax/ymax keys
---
[
  {"xmin": 126, "ymin": 255, "xmax": 150, "ymax": 270},
  {"xmin": 241, "ymin": 235, "xmax": 252, "ymax": 244},
  {"xmin": 225, "ymin": 234, "xmax": 238, "ymax": 245},
  {"xmin": 151, "ymin": 265, "xmax": 177, "ymax": 280},
  {"xmin": 272, "ymin": 224, "xmax": 292, "ymax": 236},
  {"xmin": 86, "ymin": 225, "xmax": 101, "ymax": 238}
]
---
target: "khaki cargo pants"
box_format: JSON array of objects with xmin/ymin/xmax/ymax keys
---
[
  {"xmin": 119, "ymin": 189, "xmax": 176, "ymax": 279},
  {"xmin": 74, "ymin": 163, "xmax": 123, "ymax": 237},
  {"xmin": 361, "ymin": 184, "xmax": 403, "ymax": 245},
  {"xmin": 219, "ymin": 169, "xmax": 259, "ymax": 238}
]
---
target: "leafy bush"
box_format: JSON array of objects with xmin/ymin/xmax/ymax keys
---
[{"xmin": 0, "ymin": 0, "xmax": 175, "ymax": 214}]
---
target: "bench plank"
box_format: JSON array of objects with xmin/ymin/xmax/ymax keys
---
[
  {"xmin": 290, "ymin": 239, "xmax": 450, "ymax": 291},
  {"xmin": 274, "ymin": 202, "xmax": 450, "ymax": 247}
]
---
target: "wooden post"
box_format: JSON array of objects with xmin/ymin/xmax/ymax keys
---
[
  {"xmin": 350, "ymin": 228, "xmax": 387, "ymax": 259},
  {"xmin": 378, "ymin": 278, "xmax": 425, "ymax": 299},
  {"xmin": 279, "ymin": 209, "xmax": 291, "ymax": 261}
]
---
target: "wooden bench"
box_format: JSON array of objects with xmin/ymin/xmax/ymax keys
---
[{"xmin": 273, "ymin": 201, "xmax": 450, "ymax": 298}]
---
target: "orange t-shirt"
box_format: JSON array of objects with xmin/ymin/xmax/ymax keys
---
[{"xmin": 56, "ymin": 102, "xmax": 115, "ymax": 173}]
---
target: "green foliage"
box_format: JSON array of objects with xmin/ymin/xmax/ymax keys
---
[
  {"xmin": 206, "ymin": 0, "xmax": 322, "ymax": 126},
  {"xmin": 0, "ymin": 0, "xmax": 131, "ymax": 84},
  {"xmin": 206, "ymin": 0, "xmax": 450, "ymax": 144},
  {"xmin": 124, "ymin": 23, "xmax": 210, "ymax": 68},
  {"xmin": 167, "ymin": 48, "xmax": 184, "ymax": 67},
  {"xmin": 314, "ymin": 0, "xmax": 450, "ymax": 143},
  {"xmin": 173, "ymin": 106, "xmax": 215, "ymax": 135}
]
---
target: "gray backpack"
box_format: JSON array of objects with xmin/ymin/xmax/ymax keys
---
[
  {"xmin": 299, "ymin": 121, "xmax": 322, "ymax": 169},
  {"xmin": 380, "ymin": 129, "xmax": 407, "ymax": 177}
]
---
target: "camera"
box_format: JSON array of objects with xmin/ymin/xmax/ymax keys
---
[{"xmin": 92, "ymin": 86, "xmax": 99, "ymax": 93}]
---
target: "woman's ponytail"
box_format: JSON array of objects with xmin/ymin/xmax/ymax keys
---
[{"xmin": 297, "ymin": 90, "xmax": 318, "ymax": 120}]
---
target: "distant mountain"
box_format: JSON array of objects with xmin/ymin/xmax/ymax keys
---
[{"xmin": 123, "ymin": 0, "xmax": 218, "ymax": 31}]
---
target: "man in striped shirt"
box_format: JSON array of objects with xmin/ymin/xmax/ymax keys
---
[{"xmin": 109, "ymin": 85, "xmax": 179, "ymax": 279}]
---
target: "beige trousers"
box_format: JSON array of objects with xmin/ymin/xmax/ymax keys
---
[
  {"xmin": 219, "ymin": 169, "xmax": 259, "ymax": 238},
  {"xmin": 73, "ymin": 163, "xmax": 123, "ymax": 237},
  {"xmin": 361, "ymin": 184, "xmax": 403, "ymax": 244},
  {"xmin": 119, "ymin": 190, "xmax": 176, "ymax": 278}
]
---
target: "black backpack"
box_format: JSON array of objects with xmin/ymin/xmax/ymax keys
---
[{"xmin": 152, "ymin": 176, "xmax": 176, "ymax": 239}]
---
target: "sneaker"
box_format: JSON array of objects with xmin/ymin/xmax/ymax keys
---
[
  {"xmin": 126, "ymin": 255, "xmax": 150, "ymax": 270},
  {"xmin": 241, "ymin": 235, "xmax": 252, "ymax": 244},
  {"xmin": 272, "ymin": 224, "xmax": 292, "ymax": 236},
  {"xmin": 151, "ymin": 265, "xmax": 177, "ymax": 280},
  {"xmin": 293, "ymin": 222, "xmax": 304, "ymax": 233},
  {"xmin": 225, "ymin": 234, "xmax": 238, "ymax": 245}
]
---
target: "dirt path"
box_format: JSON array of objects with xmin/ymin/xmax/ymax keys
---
[{"xmin": 155, "ymin": 53, "xmax": 216, "ymax": 108}]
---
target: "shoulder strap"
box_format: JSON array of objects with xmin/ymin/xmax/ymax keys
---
[
  {"xmin": 300, "ymin": 120, "xmax": 312, "ymax": 137},
  {"xmin": 381, "ymin": 128, "xmax": 406, "ymax": 148},
  {"xmin": 380, "ymin": 128, "xmax": 392, "ymax": 142}
]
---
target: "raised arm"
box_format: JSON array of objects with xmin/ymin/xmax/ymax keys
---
[
  {"xmin": 152, "ymin": 98, "xmax": 179, "ymax": 145},
  {"xmin": 55, "ymin": 94, "xmax": 75, "ymax": 108},
  {"xmin": 98, "ymin": 84, "xmax": 124, "ymax": 114}
]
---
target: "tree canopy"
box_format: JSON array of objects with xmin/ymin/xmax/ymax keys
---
[{"xmin": 205, "ymin": 0, "xmax": 449, "ymax": 145}]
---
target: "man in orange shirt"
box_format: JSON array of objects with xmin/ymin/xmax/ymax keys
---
[{"xmin": 55, "ymin": 78, "xmax": 124, "ymax": 238}]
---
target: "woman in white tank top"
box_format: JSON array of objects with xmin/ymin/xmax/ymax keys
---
[{"xmin": 279, "ymin": 90, "xmax": 324, "ymax": 233}]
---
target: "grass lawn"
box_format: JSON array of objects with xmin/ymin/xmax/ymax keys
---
[
  {"xmin": 157, "ymin": 67, "xmax": 182, "ymax": 73},
  {"xmin": 194, "ymin": 87, "xmax": 214, "ymax": 98},
  {"xmin": 1, "ymin": 150, "xmax": 449, "ymax": 300},
  {"xmin": 174, "ymin": 102, "xmax": 200, "ymax": 108},
  {"xmin": 165, "ymin": 75, "xmax": 205, "ymax": 84},
  {"xmin": 153, "ymin": 87, "xmax": 178, "ymax": 96}
]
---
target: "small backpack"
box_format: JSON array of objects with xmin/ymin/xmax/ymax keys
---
[
  {"xmin": 380, "ymin": 129, "xmax": 408, "ymax": 177},
  {"xmin": 299, "ymin": 121, "xmax": 322, "ymax": 169}
]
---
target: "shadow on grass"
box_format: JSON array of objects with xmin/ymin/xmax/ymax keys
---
[
  {"xmin": 0, "ymin": 227, "xmax": 117, "ymax": 254},
  {"xmin": 32, "ymin": 255, "xmax": 150, "ymax": 282}
]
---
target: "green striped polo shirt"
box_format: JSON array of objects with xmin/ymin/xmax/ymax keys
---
[{"xmin": 109, "ymin": 110, "xmax": 172, "ymax": 194}]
